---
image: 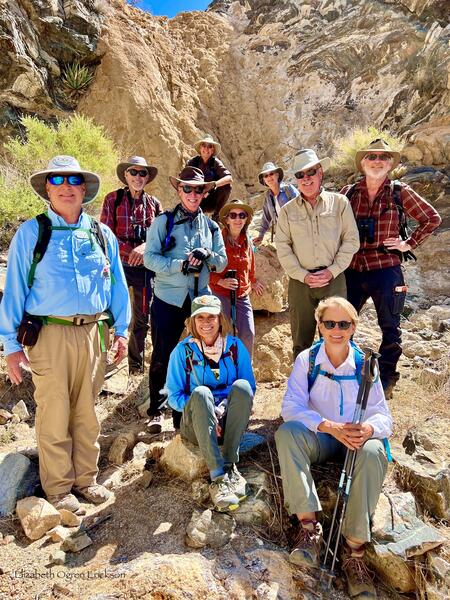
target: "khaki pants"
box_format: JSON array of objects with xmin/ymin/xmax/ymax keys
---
[
  {"xmin": 275, "ymin": 421, "xmax": 388, "ymax": 542},
  {"xmin": 28, "ymin": 320, "xmax": 108, "ymax": 496}
]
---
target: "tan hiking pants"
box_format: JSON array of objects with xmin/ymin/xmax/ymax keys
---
[{"xmin": 27, "ymin": 319, "xmax": 108, "ymax": 496}]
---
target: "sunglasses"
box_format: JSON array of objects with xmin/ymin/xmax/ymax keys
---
[
  {"xmin": 364, "ymin": 154, "xmax": 392, "ymax": 162},
  {"xmin": 127, "ymin": 168, "xmax": 149, "ymax": 177},
  {"xmin": 320, "ymin": 320, "xmax": 353, "ymax": 330},
  {"xmin": 228, "ymin": 212, "xmax": 247, "ymax": 220},
  {"xmin": 263, "ymin": 171, "xmax": 276, "ymax": 178},
  {"xmin": 47, "ymin": 174, "xmax": 85, "ymax": 186},
  {"xmin": 295, "ymin": 167, "xmax": 319, "ymax": 179},
  {"xmin": 181, "ymin": 185, "xmax": 204, "ymax": 194},
  {"xmin": 201, "ymin": 144, "xmax": 215, "ymax": 149}
]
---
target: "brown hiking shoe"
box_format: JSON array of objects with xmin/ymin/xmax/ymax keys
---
[
  {"xmin": 73, "ymin": 484, "xmax": 112, "ymax": 505},
  {"xmin": 289, "ymin": 521, "xmax": 323, "ymax": 567},
  {"xmin": 341, "ymin": 544, "xmax": 376, "ymax": 599},
  {"xmin": 47, "ymin": 493, "xmax": 81, "ymax": 513}
]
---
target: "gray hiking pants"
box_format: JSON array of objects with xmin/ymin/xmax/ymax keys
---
[
  {"xmin": 181, "ymin": 380, "xmax": 253, "ymax": 476},
  {"xmin": 275, "ymin": 421, "xmax": 388, "ymax": 542}
]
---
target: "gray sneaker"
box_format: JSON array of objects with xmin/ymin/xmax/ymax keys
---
[
  {"xmin": 209, "ymin": 474, "xmax": 240, "ymax": 512},
  {"xmin": 226, "ymin": 464, "xmax": 248, "ymax": 502}
]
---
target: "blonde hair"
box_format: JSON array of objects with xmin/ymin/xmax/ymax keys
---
[
  {"xmin": 185, "ymin": 312, "xmax": 233, "ymax": 339},
  {"xmin": 315, "ymin": 296, "xmax": 359, "ymax": 325}
]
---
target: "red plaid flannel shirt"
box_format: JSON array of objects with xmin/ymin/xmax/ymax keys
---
[
  {"xmin": 100, "ymin": 188, "xmax": 162, "ymax": 264},
  {"xmin": 341, "ymin": 178, "xmax": 441, "ymax": 272}
]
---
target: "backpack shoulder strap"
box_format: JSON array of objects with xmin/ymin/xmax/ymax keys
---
[
  {"xmin": 343, "ymin": 183, "xmax": 358, "ymax": 202},
  {"xmin": 89, "ymin": 217, "xmax": 108, "ymax": 260},
  {"xmin": 284, "ymin": 184, "xmax": 296, "ymax": 202},
  {"xmin": 28, "ymin": 213, "xmax": 52, "ymax": 288},
  {"xmin": 113, "ymin": 188, "xmax": 126, "ymax": 230},
  {"xmin": 307, "ymin": 339, "xmax": 323, "ymax": 391},
  {"xmin": 350, "ymin": 340, "xmax": 365, "ymax": 385},
  {"xmin": 162, "ymin": 208, "xmax": 177, "ymax": 254}
]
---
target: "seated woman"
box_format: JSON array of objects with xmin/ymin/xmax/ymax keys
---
[
  {"xmin": 209, "ymin": 200, "xmax": 264, "ymax": 356},
  {"xmin": 166, "ymin": 295, "xmax": 256, "ymax": 512},
  {"xmin": 275, "ymin": 297, "xmax": 392, "ymax": 600}
]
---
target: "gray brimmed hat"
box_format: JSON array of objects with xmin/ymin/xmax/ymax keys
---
[
  {"xmin": 355, "ymin": 138, "xmax": 401, "ymax": 173},
  {"xmin": 194, "ymin": 133, "xmax": 221, "ymax": 155},
  {"xmin": 116, "ymin": 156, "xmax": 158, "ymax": 185},
  {"xmin": 191, "ymin": 295, "xmax": 222, "ymax": 318},
  {"xmin": 258, "ymin": 162, "xmax": 284, "ymax": 186},
  {"xmin": 169, "ymin": 166, "xmax": 215, "ymax": 192},
  {"xmin": 292, "ymin": 149, "xmax": 330, "ymax": 178},
  {"xmin": 29, "ymin": 155, "xmax": 100, "ymax": 204},
  {"xmin": 219, "ymin": 199, "xmax": 254, "ymax": 226}
]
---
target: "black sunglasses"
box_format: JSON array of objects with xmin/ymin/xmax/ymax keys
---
[
  {"xmin": 364, "ymin": 154, "xmax": 392, "ymax": 162},
  {"xmin": 228, "ymin": 212, "xmax": 247, "ymax": 220},
  {"xmin": 127, "ymin": 168, "xmax": 149, "ymax": 177},
  {"xmin": 263, "ymin": 171, "xmax": 276, "ymax": 178},
  {"xmin": 47, "ymin": 174, "xmax": 85, "ymax": 186},
  {"xmin": 295, "ymin": 167, "xmax": 319, "ymax": 179},
  {"xmin": 181, "ymin": 185, "xmax": 204, "ymax": 194},
  {"xmin": 320, "ymin": 320, "xmax": 353, "ymax": 330}
]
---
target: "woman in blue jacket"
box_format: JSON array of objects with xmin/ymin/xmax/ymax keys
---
[{"xmin": 166, "ymin": 295, "xmax": 256, "ymax": 512}]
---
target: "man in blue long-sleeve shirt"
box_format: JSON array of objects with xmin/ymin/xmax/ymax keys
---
[{"xmin": 0, "ymin": 155, "xmax": 131, "ymax": 514}]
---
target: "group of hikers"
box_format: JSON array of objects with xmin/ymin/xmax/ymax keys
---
[{"xmin": 0, "ymin": 132, "xmax": 442, "ymax": 599}]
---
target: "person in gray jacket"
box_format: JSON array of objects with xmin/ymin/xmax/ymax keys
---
[{"xmin": 144, "ymin": 166, "xmax": 228, "ymax": 432}]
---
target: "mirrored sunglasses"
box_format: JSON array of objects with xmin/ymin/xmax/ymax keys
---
[
  {"xmin": 127, "ymin": 168, "xmax": 149, "ymax": 177},
  {"xmin": 228, "ymin": 211, "xmax": 247, "ymax": 220},
  {"xmin": 321, "ymin": 320, "xmax": 353, "ymax": 330},
  {"xmin": 364, "ymin": 153, "xmax": 392, "ymax": 161},
  {"xmin": 295, "ymin": 167, "xmax": 319, "ymax": 179},
  {"xmin": 181, "ymin": 185, "xmax": 204, "ymax": 194},
  {"xmin": 47, "ymin": 174, "xmax": 85, "ymax": 186}
]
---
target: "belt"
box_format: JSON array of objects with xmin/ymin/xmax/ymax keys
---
[
  {"xmin": 42, "ymin": 313, "xmax": 112, "ymax": 352},
  {"xmin": 307, "ymin": 266, "xmax": 327, "ymax": 273}
]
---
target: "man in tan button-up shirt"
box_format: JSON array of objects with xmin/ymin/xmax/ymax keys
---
[{"xmin": 276, "ymin": 149, "xmax": 359, "ymax": 359}]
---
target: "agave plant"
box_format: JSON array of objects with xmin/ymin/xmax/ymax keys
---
[{"xmin": 62, "ymin": 62, "xmax": 94, "ymax": 98}]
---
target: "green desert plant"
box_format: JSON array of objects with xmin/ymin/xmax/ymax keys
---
[{"xmin": 62, "ymin": 62, "xmax": 94, "ymax": 97}]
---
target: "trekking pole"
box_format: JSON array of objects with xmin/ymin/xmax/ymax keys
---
[
  {"xmin": 321, "ymin": 348, "xmax": 380, "ymax": 588},
  {"xmin": 224, "ymin": 269, "xmax": 237, "ymax": 336},
  {"xmin": 194, "ymin": 271, "xmax": 200, "ymax": 298}
]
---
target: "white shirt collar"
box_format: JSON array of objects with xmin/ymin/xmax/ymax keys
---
[{"xmin": 315, "ymin": 341, "xmax": 356, "ymax": 371}]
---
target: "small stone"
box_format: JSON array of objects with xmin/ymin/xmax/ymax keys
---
[
  {"xmin": 138, "ymin": 470, "xmax": 153, "ymax": 488},
  {"xmin": 0, "ymin": 534, "xmax": 14, "ymax": 545},
  {"xmin": 59, "ymin": 509, "xmax": 82, "ymax": 527},
  {"xmin": 185, "ymin": 508, "xmax": 235, "ymax": 549},
  {"xmin": 48, "ymin": 550, "xmax": 66, "ymax": 565},
  {"xmin": 61, "ymin": 532, "xmax": 93, "ymax": 552},
  {"xmin": 47, "ymin": 526, "xmax": 71, "ymax": 542},
  {"xmin": 132, "ymin": 442, "xmax": 150, "ymax": 461},
  {"xmin": 191, "ymin": 479, "xmax": 210, "ymax": 504},
  {"xmin": 0, "ymin": 409, "xmax": 12, "ymax": 425},
  {"xmin": 108, "ymin": 431, "xmax": 136, "ymax": 465},
  {"xmin": 12, "ymin": 400, "xmax": 30, "ymax": 422},
  {"xmin": 16, "ymin": 496, "xmax": 61, "ymax": 540},
  {"xmin": 153, "ymin": 522, "xmax": 172, "ymax": 535}
]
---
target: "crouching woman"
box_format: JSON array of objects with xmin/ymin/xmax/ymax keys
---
[
  {"xmin": 166, "ymin": 295, "xmax": 256, "ymax": 512},
  {"xmin": 275, "ymin": 297, "xmax": 392, "ymax": 600}
]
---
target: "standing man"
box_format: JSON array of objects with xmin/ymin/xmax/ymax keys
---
[
  {"xmin": 144, "ymin": 166, "xmax": 227, "ymax": 432},
  {"xmin": 186, "ymin": 134, "xmax": 233, "ymax": 222},
  {"xmin": 276, "ymin": 149, "xmax": 359, "ymax": 360},
  {"xmin": 100, "ymin": 156, "xmax": 162, "ymax": 374},
  {"xmin": 0, "ymin": 155, "xmax": 130, "ymax": 513},
  {"xmin": 342, "ymin": 139, "xmax": 442, "ymax": 397}
]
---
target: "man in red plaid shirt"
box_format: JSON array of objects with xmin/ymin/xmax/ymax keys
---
[
  {"xmin": 342, "ymin": 139, "xmax": 441, "ymax": 397},
  {"xmin": 101, "ymin": 156, "xmax": 162, "ymax": 373}
]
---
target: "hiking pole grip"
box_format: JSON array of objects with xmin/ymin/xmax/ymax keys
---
[{"xmin": 194, "ymin": 272, "xmax": 199, "ymax": 297}]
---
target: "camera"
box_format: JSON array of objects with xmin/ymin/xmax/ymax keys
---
[{"xmin": 224, "ymin": 269, "xmax": 237, "ymax": 279}]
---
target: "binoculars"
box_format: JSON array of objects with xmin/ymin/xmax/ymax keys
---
[{"xmin": 356, "ymin": 217, "xmax": 376, "ymax": 244}]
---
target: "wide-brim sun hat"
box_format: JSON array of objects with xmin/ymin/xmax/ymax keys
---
[
  {"xmin": 194, "ymin": 133, "xmax": 221, "ymax": 155},
  {"xmin": 292, "ymin": 149, "xmax": 331, "ymax": 178},
  {"xmin": 29, "ymin": 155, "xmax": 100, "ymax": 204},
  {"xmin": 219, "ymin": 199, "xmax": 254, "ymax": 226},
  {"xmin": 169, "ymin": 166, "xmax": 215, "ymax": 192},
  {"xmin": 191, "ymin": 295, "xmax": 222, "ymax": 318},
  {"xmin": 116, "ymin": 156, "xmax": 158, "ymax": 185},
  {"xmin": 355, "ymin": 138, "xmax": 401, "ymax": 173},
  {"xmin": 258, "ymin": 161, "xmax": 284, "ymax": 186}
]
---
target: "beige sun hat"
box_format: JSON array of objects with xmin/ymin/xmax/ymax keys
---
[
  {"xmin": 191, "ymin": 295, "xmax": 222, "ymax": 318},
  {"xmin": 292, "ymin": 149, "xmax": 331, "ymax": 177},
  {"xmin": 116, "ymin": 156, "xmax": 158, "ymax": 185},
  {"xmin": 258, "ymin": 161, "xmax": 284, "ymax": 186},
  {"xmin": 355, "ymin": 138, "xmax": 401, "ymax": 173},
  {"xmin": 29, "ymin": 155, "xmax": 100, "ymax": 204},
  {"xmin": 194, "ymin": 133, "xmax": 221, "ymax": 155},
  {"xmin": 219, "ymin": 199, "xmax": 254, "ymax": 226}
]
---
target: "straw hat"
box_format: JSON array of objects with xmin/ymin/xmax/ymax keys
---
[
  {"xmin": 169, "ymin": 166, "xmax": 215, "ymax": 192},
  {"xmin": 355, "ymin": 139, "xmax": 401, "ymax": 173},
  {"xmin": 194, "ymin": 133, "xmax": 221, "ymax": 155},
  {"xmin": 219, "ymin": 199, "xmax": 254, "ymax": 226},
  {"xmin": 292, "ymin": 149, "xmax": 330, "ymax": 177},
  {"xmin": 258, "ymin": 161, "xmax": 284, "ymax": 186},
  {"xmin": 116, "ymin": 156, "xmax": 158, "ymax": 185},
  {"xmin": 29, "ymin": 155, "xmax": 100, "ymax": 204}
]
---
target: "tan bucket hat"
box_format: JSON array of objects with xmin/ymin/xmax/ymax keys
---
[
  {"xmin": 258, "ymin": 161, "xmax": 284, "ymax": 186},
  {"xmin": 194, "ymin": 133, "xmax": 221, "ymax": 155},
  {"xmin": 116, "ymin": 156, "xmax": 158, "ymax": 185},
  {"xmin": 29, "ymin": 155, "xmax": 100, "ymax": 204},
  {"xmin": 355, "ymin": 139, "xmax": 401, "ymax": 173},
  {"xmin": 292, "ymin": 149, "xmax": 330, "ymax": 178},
  {"xmin": 191, "ymin": 294, "xmax": 222, "ymax": 317},
  {"xmin": 219, "ymin": 199, "xmax": 254, "ymax": 226},
  {"xmin": 169, "ymin": 166, "xmax": 215, "ymax": 192}
]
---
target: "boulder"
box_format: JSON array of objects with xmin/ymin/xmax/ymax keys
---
[
  {"xmin": 253, "ymin": 315, "xmax": 292, "ymax": 382},
  {"xmin": 394, "ymin": 416, "xmax": 450, "ymax": 519},
  {"xmin": 11, "ymin": 400, "xmax": 30, "ymax": 422},
  {"xmin": 0, "ymin": 452, "xmax": 40, "ymax": 516},
  {"xmin": 0, "ymin": 409, "xmax": 12, "ymax": 425},
  {"xmin": 108, "ymin": 431, "xmax": 136, "ymax": 465},
  {"xmin": 426, "ymin": 552, "xmax": 450, "ymax": 598},
  {"xmin": 48, "ymin": 550, "xmax": 66, "ymax": 566},
  {"xmin": 250, "ymin": 243, "xmax": 287, "ymax": 313},
  {"xmin": 185, "ymin": 508, "xmax": 235, "ymax": 548},
  {"xmin": 61, "ymin": 532, "xmax": 93, "ymax": 553},
  {"xmin": 59, "ymin": 509, "xmax": 82, "ymax": 527},
  {"xmin": 234, "ymin": 467, "xmax": 273, "ymax": 526},
  {"xmin": 16, "ymin": 497, "xmax": 61, "ymax": 541}
]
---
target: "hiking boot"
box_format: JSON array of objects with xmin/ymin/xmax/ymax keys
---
[
  {"xmin": 341, "ymin": 543, "xmax": 376, "ymax": 599},
  {"xmin": 47, "ymin": 492, "xmax": 81, "ymax": 513},
  {"xmin": 225, "ymin": 464, "xmax": 248, "ymax": 502},
  {"xmin": 289, "ymin": 521, "xmax": 323, "ymax": 568},
  {"xmin": 73, "ymin": 484, "xmax": 112, "ymax": 505},
  {"xmin": 147, "ymin": 414, "xmax": 163, "ymax": 434},
  {"xmin": 209, "ymin": 474, "xmax": 240, "ymax": 512}
]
